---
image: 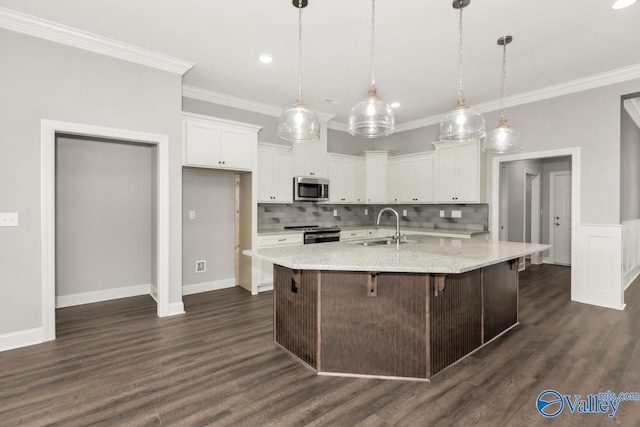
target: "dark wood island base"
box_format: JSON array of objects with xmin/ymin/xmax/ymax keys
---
[{"xmin": 273, "ymin": 259, "xmax": 520, "ymax": 381}]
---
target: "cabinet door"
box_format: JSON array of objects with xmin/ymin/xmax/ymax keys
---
[
  {"xmin": 397, "ymin": 158, "xmax": 416, "ymax": 203},
  {"xmin": 257, "ymin": 149, "xmax": 273, "ymax": 202},
  {"xmin": 271, "ymin": 151, "xmax": 293, "ymax": 202},
  {"xmin": 387, "ymin": 159, "xmax": 399, "ymax": 203},
  {"xmin": 434, "ymin": 144, "xmax": 458, "ymax": 202},
  {"xmin": 355, "ymin": 160, "xmax": 366, "ymax": 203},
  {"xmin": 456, "ymin": 141, "xmax": 479, "ymax": 202},
  {"xmin": 292, "ymin": 127, "xmax": 328, "ymax": 177},
  {"xmin": 220, "ymin": 128, "xmax": 252, "ymax": 170},
  {"xmin": 415, "ymin": 155, "xmax": 434, "ymax": 202},
  {"xmin": 365, "ymin": 154, "xmax": 388, "ymax": 204},
  {"xmin": 184, "ymin": 121, "xmax": 221, "ymax": 167}
]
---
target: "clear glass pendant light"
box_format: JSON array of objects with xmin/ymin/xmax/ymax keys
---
[
  {"xmin": 277, "ymin": 0, "xmax": 320, "ymax": 142},
  {"xmin": 348, "ymin": 0, "xmax": 395, "ymax": 138},
  {"xmin": 482, "ymin": 35, "xmax": 521, "ymax": 153},
  {"xmin": 439, "ymin": 0, "xmax": 485, "ymax": 142}
]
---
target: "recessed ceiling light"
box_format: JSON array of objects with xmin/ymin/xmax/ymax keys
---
[
  {"xmin": 612, "ymin": 0, "xmax": 636, "ymax": 9},
  {"xmin": 390, "ymin": 102, "xmax": 401, "ymax": 108},
  {"xmin": 259, "ymin": 54, "xmax": 273, "ymax": 64}
]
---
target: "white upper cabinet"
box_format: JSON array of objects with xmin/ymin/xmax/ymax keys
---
[
  {"xmin": 328, "ymin": 154, "xmax": 357, "ymax": 203},
  {"xmin": 182, "ymin": 113, "xmax": 261, "ymax": 171},
  {"xmin": 433, "ymin": 139, "xmax": 484, "ymax": 203},
  {"xmin": 257, "ymin": 143, "xmax": 293, "ymax": 203},
  {"xmin": 355, "ymin": 159, "xmax": 366, "ymax": 203},
  {"xmin": 394, "ymin": 153, "xmax": 434, "ymax": 203},
  {"xmin": 387, "ymin": 159, "xmax": 399, "ymax": 203},
  {"xmin": 327, "ymin": 154, "xmax": 365, "ymax": 204},
  {"xmin": 365, "ymin": 151, "xmax": 389, "ymax": 204},
  {"xmin": 291, "ymin": 122, "xmax": 328, "ymax": 178}
]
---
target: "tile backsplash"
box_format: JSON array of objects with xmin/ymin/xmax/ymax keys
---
[{"xmin": 258, "ymin": 202, "xmax": 488, "ymax": 232}]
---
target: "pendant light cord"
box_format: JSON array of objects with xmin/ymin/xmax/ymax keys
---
[
  {"xmin": 500, "ymin": 38, "xmax": 508, "ymax": 120},
  {"xmin": 457, "ymin": 3, "xmax": 464, "ymax": 100},
  {"xmin": 297, "ymin": 0, "xmax": 303, "ymax": 100},
  {"xmin": 370, "ymin": 0, "xmax": 376, "ymax": 87}
]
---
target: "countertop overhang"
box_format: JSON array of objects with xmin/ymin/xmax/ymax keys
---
[{"xmin": 244, "ymin": 234, "xmax": 551, "ymax": 274}]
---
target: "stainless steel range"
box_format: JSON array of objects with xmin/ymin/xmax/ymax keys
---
[{"xmin": 284, "ymin": 225, "xmax": 341, "ymax": 244}]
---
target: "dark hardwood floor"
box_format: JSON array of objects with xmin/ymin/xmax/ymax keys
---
[{"xmin": 1, "ymin": 264, "xmax": 639, "ymax": 426}]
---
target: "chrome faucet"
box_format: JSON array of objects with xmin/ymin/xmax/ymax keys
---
[{"xmin": 376, "ymin": 207, "xmax": 401, "ymax": 249}]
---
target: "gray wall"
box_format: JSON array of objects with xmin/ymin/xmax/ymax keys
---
[
  {"xmin": 182, "ymin": 169, "xmax": 236, "ymax": 286},
  {"xmin": 56, "ymin": 136, "xmax": 153, "ymax": 296},
  {"xmin": 0, "ymin": 29, "xmax": 183, "ymax": 336},
  {"xmin": 620, "ymin": 97, "xmax": 640, "ymax": 222}
]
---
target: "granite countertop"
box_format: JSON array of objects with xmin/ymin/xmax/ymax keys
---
[{"xmin": 244, "ymin": 234, "xmax": 550, "ymax": 274}]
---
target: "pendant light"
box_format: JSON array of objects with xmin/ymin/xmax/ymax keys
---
[
  {"xmin": 277, "ymin": 0, "xmax": 320, "ymax": 143},
  {"xmin": 347, "ymin": 0, "xmax": 395, "ymax": 138},
  {"xmin": 483, "ymin": 36, "xmax": 521, "ymax": 153},
  {"xmin": 439, "ymin": 0, "xmax": 485, "ymax": 141}
]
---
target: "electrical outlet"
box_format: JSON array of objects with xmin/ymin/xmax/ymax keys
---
[
  {"xmin": 0, "ymin": 212, "xmax": 18, "ymax": 227},
  {"xmin": 402, "ymin": 209, "xmax": 408, "ymax": 216},
  {"xmin": 195, "ymin": 260, "xmax": 206, "ymax": 273},
  {"xmin": 333, "ymin": 209, "xmax": 338, "ymax": 217},
  {"xmin": 189, "ymin": 210, "xmax": 196, "ymax": 220},
  {"xmin": 452, "ymin": 210, "xmax": 462, "ymax": 218},
  {"xmin": 364, "ymin": 209, "xmax": 368, "ymax": 215},
  {"xmin": 440, "ymin": 210, "xmax": 445, "ymax": 218}
]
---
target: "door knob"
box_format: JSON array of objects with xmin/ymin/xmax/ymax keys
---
[
  {"xmin": 555, "ymin": 222, "xmax": 560, "ymax": 226},
  {"xmin": 555, "ymin": 216, "xmax": 560, "ymax": 220}
]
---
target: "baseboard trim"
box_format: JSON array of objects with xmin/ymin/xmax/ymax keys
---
[
  {"xmin": 542, "ymin": 257, "xmax": 553, "ymax": 264},
  {"xmin": 165, "ymin": 302, "xmax": 185, "ymax": 316},
  {"xmin": 183, "ymin": 278, "xmax": 235, "ymax": 296},
  {"xmin": 625, "ymin": 269, "xmax": 640, "ymax": 290},
  {"xmin": 0, "ymin": 327, "xmax": 45, "ymax": 352},
  {"xmin": 56, "ymin": 283, "xmax": 151, "ymax": 308}
]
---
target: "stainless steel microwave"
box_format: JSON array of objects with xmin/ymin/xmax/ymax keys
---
[{"xmin": 293, "ymin": 177, "xmax": 329, "ymax": 202}]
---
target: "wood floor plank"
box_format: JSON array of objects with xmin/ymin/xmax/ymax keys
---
[{"xmin": 0, "ymin": 266, "xmax": 639, "ymax": 426}]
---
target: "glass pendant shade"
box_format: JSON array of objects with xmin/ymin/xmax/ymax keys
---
[
  {"xmin": 278, "ymin": 97, "xmax": 320, "ymax": 142},
  {"xmin": 482, "ymin": 117, "xmax": 521, "ymax": 153},
  {"xmin": 439, "ymin": 98, "xmax": 486, "ymax": 141},
  {"xmin": 348, "ymin": 86, "xmax": 395, "ymax": 138}
]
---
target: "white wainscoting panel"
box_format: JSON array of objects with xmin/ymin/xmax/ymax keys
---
[
  {"xmin": 577, "ymin": 224, "xmax": 624, "ymax": 310},
  {"xmin": 56, "ymin": 283, "xmax": 151, "ymax": 308},
  {"xmin": 183, "ymin": 278, "xmax": 235, "ymax": 296},
  {"xmin": 622, "ymin": 220, "xmax": 640, "ymax": 290}
]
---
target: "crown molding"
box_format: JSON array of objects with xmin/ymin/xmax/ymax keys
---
[
  {"xmin": 397, "ymin": 63, "xmax": 640, "ymax": 133},
  {"xmin": 0, "ymin": 7, "xmax": 194, "ymax": 75},
  {"xmin": 182, "ymin": 85, "xmax": 335, "ymax": 123}
]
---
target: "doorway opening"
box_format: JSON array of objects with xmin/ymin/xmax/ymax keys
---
[
  {"xmin": 491, "ymin": 148, "xmax": 579, "ymax": 302},
  {"xmin": 41, "ymin": 120, "xmax": 173, "ymax": 343}
]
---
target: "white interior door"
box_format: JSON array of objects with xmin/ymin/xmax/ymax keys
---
[{"xmin": 552, "ymin": 172, "xmax": 572, "ymax": 265}]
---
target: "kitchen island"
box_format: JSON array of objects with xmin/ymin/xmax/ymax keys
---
[{"xmin": 244, "ymin": 235, "xmax": 549, "ymax": 381}]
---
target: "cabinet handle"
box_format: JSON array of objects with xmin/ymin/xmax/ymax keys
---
[{"xmin": 278, "ymin": 238, "xmax": 286, "ymax": 242}]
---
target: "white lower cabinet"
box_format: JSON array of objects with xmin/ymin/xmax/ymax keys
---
[
  {"xmin": 257, "ymin": 233, "xmax": 303, "ymax": 291},
  {"xmin": 340, "ymin": 229, "xmax": 370, "ymax": 241}
]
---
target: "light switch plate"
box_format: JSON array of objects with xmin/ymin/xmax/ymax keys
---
[
  {"xmin": 0, "ymin": 212, "xmax": 18, "ymax": 227},
  {"xmin": 440, "ymin": 210, "xmax": 445, "ymax": 218},
  {"xmin": 402, "ymin": 210, "xmax": 408, "ymax": 216},
  {"xmin": 189, "ymin": 210, "xmax": 196, "ymax": 220},
  {"xmin": 333, "ymin": 209, "xmax": 338, "ymax": 217},
  {"xmin": 452, "ymin": 210, "xmax": 462, "ymax": 218},
  {"xmin": 364, "ymin": 209, "xmax": 368, "ymax": 216}
]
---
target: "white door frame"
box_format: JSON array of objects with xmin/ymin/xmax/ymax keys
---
[
  {"xmin": 41, "ymin": 120, "xmax": 171, "ymax": 342},
  {"xmin": 550, "ymin": 170, "xmax": 572, "ymax": 265},
  {"xmin": 524, "ymin": 169, "xmax": 542, "ymax": 264},
  {"xmin": 499, "ymin": 165, "xmax": 509, "ymax": 241},
  {"xmin": 491, "ymin": 147, "xmax": 580, "ymax": 302}
]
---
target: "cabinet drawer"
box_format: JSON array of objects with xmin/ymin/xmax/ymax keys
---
[
  {"xmin": 258, "ymin": 234, "xmax": 303, "ymax": 247},
  {"xmin": 340, "ymin": 229, "xmax": 369, "ymax": 241}
]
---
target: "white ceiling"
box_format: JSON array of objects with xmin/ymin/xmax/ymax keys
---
[{"xmin": 1, "ymin": 0, "xmax": 640, "ymax": 129}]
